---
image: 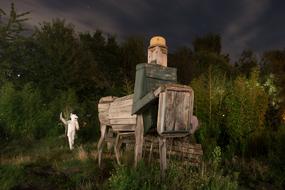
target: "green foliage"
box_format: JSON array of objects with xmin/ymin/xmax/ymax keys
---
[
  {"xmin": 108, "ymin": 161, "xmax": 238, "ymax": 190},
  {"xmin": 224, "ymin": 70, "xmax": 268, "ymax": 157},
  {"xmin": 0, "ymin": 82, "xmax": 83, "ymax": 140},
  {"xmin": 191, "ymin": 66, "xmax": 229, "ymax": 156},
  {"xmin": 192, "ymin": 68, "xmax": 268, "ymax": 158}
]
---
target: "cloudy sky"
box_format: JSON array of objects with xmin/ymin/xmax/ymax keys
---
[{"xmin": 1, "ymin": 0, "xmax": 284, "ymax": 61}]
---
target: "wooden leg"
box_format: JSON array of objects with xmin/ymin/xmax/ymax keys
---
[
  {"xmin": 159, "ymin": 136, "xmax": 167, "ymax": 179},
  {"xmin": 98, "ymin": 125, "xmax": 107, "ymax": 168},
  {"xmin": 114, "ymin": 133, "xmax": 122, "ymax": 165},
  {"xmin": 134, "ymin": 114, "xmax": 144, "ymax": 168},
  {"xmin": 148, "ymin": 140, "xmax": 153, "ymax": 163}
]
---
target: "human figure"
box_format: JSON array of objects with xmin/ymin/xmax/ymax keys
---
[{"xmin": 60, "ymin": 112, "xmax": 80, "ymax": 150}]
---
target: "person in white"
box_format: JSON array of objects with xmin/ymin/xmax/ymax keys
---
[{"xmin": 60, "ymin": 112, "xmax": 80, "ymax": 150}]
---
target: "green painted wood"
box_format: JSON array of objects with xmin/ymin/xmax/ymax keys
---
[
  {"xmin": 132, "ymin": 91, "xmax": 157, "ymax": 114},
  {"xmin": 133, "ymin": 63, "xmax": 177, "ymax": 104},
  {"xmin": 132, "ymin": 63, "xmax": 177, "ymax": 133}
]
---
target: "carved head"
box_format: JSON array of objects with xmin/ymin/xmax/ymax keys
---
[{"xmin": 148, "ymin": 36, "xmax": 168, "ymax": 67}]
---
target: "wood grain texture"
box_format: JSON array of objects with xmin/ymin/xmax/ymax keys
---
[
  {"xmin": 159, "ymin": 136, "xmax": 167, "ymax": 179},
  {"xmin": 134, "ymin": 114, "xmax": 144, "ymax": 168},
  {"xmin": 156, "ymin": 84, "xmax": 194, "ymax": 136}
]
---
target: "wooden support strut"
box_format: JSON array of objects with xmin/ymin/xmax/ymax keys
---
[
  {"xmin": 134, "ymin": 114, "xmax": 144, "ymax": 168},
  {"xmin": 159, "ymin": 136, "xmax": 167, "ymax": 179}
]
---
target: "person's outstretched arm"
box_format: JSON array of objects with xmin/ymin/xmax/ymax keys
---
[{"xmin": 60, "ymin": 112, "xmax": 68, "ymax": 126}]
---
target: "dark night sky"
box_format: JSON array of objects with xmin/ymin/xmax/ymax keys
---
[{"xmin": 1, "ymin": 0, "xmax": 284, "ymax": 61}]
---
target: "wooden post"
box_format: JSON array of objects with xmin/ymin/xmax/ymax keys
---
[
  {"xmin": 159, "ymin": 136, "xmax": 167, "ymax": 179},
  {"xmin": 98, "ymin": 125, "xmax": 107, "ymax": 168},
  {"xmin": 134, "ymin": 114, "xmax": 144, "ymax": 168},
  {"xmin": 114, "ymin": 133, "xmax": 122, "ymax": 165}
]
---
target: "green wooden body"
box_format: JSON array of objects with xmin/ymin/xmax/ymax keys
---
[{"xmin": 132, "ymin": 63, "xmax": 177, "ymax": 132}]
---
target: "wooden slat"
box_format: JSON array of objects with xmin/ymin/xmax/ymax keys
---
[
  {"xmin": 157, "ymin": 92, "xmax": 166, "ymax": 135},
  {"xmin": 112, "ymin": 125, "xmax": 136, "ymax": 132},
  {"xmin": 110, "ymin": 118, "xmax": 137, "ymax": 125},
  {"xmin": 98, "ymin": 103, "xmax": 110, "ymax": 110},
  {"xmin": 111, "ymin": 98, "xmax": 133, "ymax": 107},
  {"xmin": 99, "ymin": 96, "xmax": 117, "ymax": 103},
  {"xmin": 165, "ymin": 91, "xmax": 176, "ymax": 132},
  {"xmin": 145, "ymin": 64, "xmax": 177, "ymax": 81}
]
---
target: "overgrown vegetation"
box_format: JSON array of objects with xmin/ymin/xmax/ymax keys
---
[{"xmin": 1, "ymin": 3, "xmax": 285, "ymax": 190}]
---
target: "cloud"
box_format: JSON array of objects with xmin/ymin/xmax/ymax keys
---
[
  {"xmin": 222, "ymin": 0, "xmax": 270, "ymax": 59},
  {"xmin": 1, "ymin": 0, "xmax": 284, "ymax": 62}
]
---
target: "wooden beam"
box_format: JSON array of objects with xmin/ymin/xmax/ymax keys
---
[
  {"xmin": 134, "ymin": 114, "xmax": 144, "ymax": 168},
  {"xmin": 159, "ymin": 136, "xmax": 167, "ymax": 179}
]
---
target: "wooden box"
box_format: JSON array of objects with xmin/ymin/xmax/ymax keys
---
[
  {"xmin": 133, "ymin": 63, "xmax": 177, "ymax": 107},
  {"xmin": 132, "ymin": 63, "xmax": 177, "ymax": 132},
  {"xmin": 156, "ymin": 84, "xmax": 194, "ymax": 137},
  {"xmin": 98, "ymin": 95, "xmax": 137, "ymax": 132}
]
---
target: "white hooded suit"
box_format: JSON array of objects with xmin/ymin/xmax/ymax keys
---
[{"xmin": 60, "ymin": 113, "xmax": 79, "ymax": 150}]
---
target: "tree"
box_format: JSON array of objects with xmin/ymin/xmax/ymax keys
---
[
  {"xmin": 191, "ymin": 34, "xmax": 232, "ymax": 79},
  {"xmin": 225, "ymin": 70, "xmax": 268, "ymax": 158},
  {"xmin": 0, "ymin": 3, "xmax": 29, "ymax": 85},
  {"xmin": 193, "ymin": 33, "xmax": 221, "ymax": 54},
  {"xmin": 31, "ymin": 19, "xmax": 79, "ymax": 97},
  {"xmin": 235, "ymin": 50, "xmax": 258, "ymax": 77},
  {"xmin": 261, "ymin": 50, "xmax": 285, "ymax": 121},
  {"xmin": 191, "ymin": 65, "xmax": 229, "ymax": 156},
  {"xmin": 168, "ymin": 47, "xmax": 193, "ymax": 84},
  {"xmin": 120, "ymin": 36, "xmax": 146, "ymax": 82}
]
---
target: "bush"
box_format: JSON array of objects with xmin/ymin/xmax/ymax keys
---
[
  {"xmin": 0, "ymin": 82, "xmax": 83, "ymax": 140},
  {"xmin": 108, "ymin": 160, "xmax": 239, "ymax": 190}
]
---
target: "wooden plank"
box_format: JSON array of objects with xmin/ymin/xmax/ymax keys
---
[
  {"xmin": 134, "ymin": 114, "xmax": 144, "ymax": 168},
  {"xmin": 145, "ymin": 64, "xmax": 177, "ymax": 81},
  {"xmin": 132, "ymin": 91, "xmax": 157, "ymax": 114},
  {"xmin": 109, "ymin": 105, "xmax": 133, "ymax": 113},
  {"xmin": 164, "ymin": 84, "xmax": 193, "ymax": 92},
  {"xmin": 159, "ymin": 136, "xmax": 167, "ymax": 179},
  {"xmin": 112, "ymin": 125, "xmax": 136, "ymax": 132},
  {"xmin": 165, "ymin": 91, "xmax": 176, "ymax": 132},
  {"xmin": 110, "ymin": 118, "xmax": 137, "ymax": 125},
  {"xmin": 112, "ymin": 98, "xmax": 133, "ymax": 106},
  {"xmin": 109, "ymin": 112, "xmax": 137, "ymax": 119},
  {"xmin": 173, "ymin": 91, "xmax": 190, "ymax": 131},
  {"xmin": 157, "ymin": 92, "xmax": 166, "ymax": 135},
  {"xmin": 99, "ymin": 96, "xmax": 117, "ymax": 103},
  {"xmin": 98, "ymin": 103, "xmax": 110, "ymax": 110}
]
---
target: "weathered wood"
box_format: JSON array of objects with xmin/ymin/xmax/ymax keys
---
[
  {"xmin": 114, "ymin": 133, "xmax": 121, "ymax": 165},
  {"xmin": 110, "ymin": 118, "xmax": 137, "ymax": 125},
  {"xmin": 112, "ymin": 125, "xmax": 136, "ymax": 132},
  {"xmin": 98, "ymin": 94, "xmax": 137, "ymax": 166},
  {"xmin": 157, "ymin": 85, "xmax": 194, "ymax": 136},
  {"xmin": 99, "ymin": 96, "xmax": 117, "ymax": 103},
  {"xmin": 159, "ymin": 136, "xmax": 167, "ymax": 179},
  {"xmin": 143, "ymin": 136, "xmax": 203, "ymax": 165},
  {"xmin": 98, "ymin": 125, "xmax": 107, "ymax": 168},
  {"xmin": 157, "ymin": 92, "xmax": 166, "ymax": 134},
  {"xmin": 114, "ymin": 132, "xmax": 136, "ymax": 165},
  {"xmin": 134, "ymin": 114, "xmax": 144, "ymax": 168},
  {"xmin": 133, "ymin": 63, "xmax": 177, "ymax": 132},
  {"xmin": 132, "ymin": 91, "xmax": 157, "ymax": 114}
]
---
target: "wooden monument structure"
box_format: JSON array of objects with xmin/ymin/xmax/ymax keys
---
[{"xmin": 98, "ymin": 36, "xmax": 202, "ymax": 176}]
